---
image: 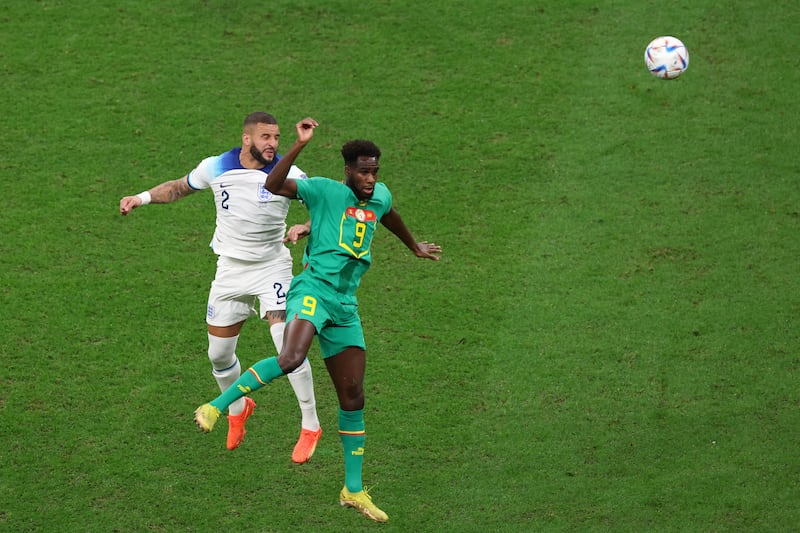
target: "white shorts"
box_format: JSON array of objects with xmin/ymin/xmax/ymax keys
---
[{"xmin": 206, "ymin": 254, "xmax": 294, "ymax": 327}]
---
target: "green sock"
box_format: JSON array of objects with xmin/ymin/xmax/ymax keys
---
[
  {"xmin": 209, "ymin": 357, "xmax": 284, "ymax": 411},
  {"xmin": 339, "ymin": 408, "xmax": 365, "ymax": 493}
]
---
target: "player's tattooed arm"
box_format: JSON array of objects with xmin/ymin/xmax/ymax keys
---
[
  {"xmin": 148, "ymin": 176, "xmax": 196, "ymax": 203},
  {"xmin": 119, "ymin": 175, "xmax": 196, "ymax": 215}
]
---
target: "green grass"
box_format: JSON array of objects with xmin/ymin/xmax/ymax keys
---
[{"xmin": 2, "ymin": 0, "xmax": 799, "ymax": 531}]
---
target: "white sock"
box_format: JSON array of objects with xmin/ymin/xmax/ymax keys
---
[
  {"xmin": 207, "ymin": 333, "xmax": 245, "ymax": 416},
  {"xmin": 270, "ymin": 322, "xmax": 320, "ymax": 431}
]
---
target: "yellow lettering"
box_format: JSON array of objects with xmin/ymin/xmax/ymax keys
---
[
  {"xmin": 301, "ymin": 296, "xmax": 317, "ymax": 316},
  {"xmin": 353, "ymin": 222, "xmax": 366, "ymax": 247}
]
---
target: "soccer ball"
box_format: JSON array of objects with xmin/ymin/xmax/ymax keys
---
[{"xmin": 644, "ymin": 36, "xmax": 689, "ymax": 79}]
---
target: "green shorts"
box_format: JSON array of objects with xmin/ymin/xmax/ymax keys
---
[{"xmin": 286, "ymin": 271, "xmax": 365, "ymax": 358}]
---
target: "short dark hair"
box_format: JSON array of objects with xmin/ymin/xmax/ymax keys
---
[
  {"xmin": 341, "ymin": 140, "xmax": 381, "ymax": 166},
  {"xmin": 243, "ymin": 112, "xmax": 278, "ymax": 128}
]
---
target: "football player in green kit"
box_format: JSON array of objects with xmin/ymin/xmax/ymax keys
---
[{"xmin": 193, "ymin": 117, "xmax": 441, "ymax": 523}]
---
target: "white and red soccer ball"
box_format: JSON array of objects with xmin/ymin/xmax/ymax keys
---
[{"xmin": 645, "ymin": 36, "xmax": 689, "ymax": 79}]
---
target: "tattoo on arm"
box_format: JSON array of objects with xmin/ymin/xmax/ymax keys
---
[
  {"xmin": 264, "ymin": 310, "xmax": 287, "ymax": 321},
  {"xmin": 150, "ymin": 176, "xmax": 195, "ymax": 203}
]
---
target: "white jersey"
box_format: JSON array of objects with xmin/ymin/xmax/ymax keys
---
[{"xmin": 187, "ymin": 147, "xmax": 307, "ymax": 262}]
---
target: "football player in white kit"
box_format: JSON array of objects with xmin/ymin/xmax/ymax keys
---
[{"xmin": 120, "ymin": 112, "xmax": 322, "ymax": 461}]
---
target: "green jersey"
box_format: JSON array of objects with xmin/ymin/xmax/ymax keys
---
[{"xmin": 296, "ymin": 178, "xmax": 393, "ymax": 296}]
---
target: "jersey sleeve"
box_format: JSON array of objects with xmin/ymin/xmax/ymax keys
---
[
  {"xmin": 186, "ymin": 155, "xmax": 217, "ymax": 191},
  {"xmin": 378, "ymin": 183, "xmax": 393, "ymax": 218},
  {"xmin": 287, "ymin": 164, "xmax": 308, "ymax": 182},
  {"xmin": 295, "ymin": 177, "xmax": 327, "ymax": 206}
]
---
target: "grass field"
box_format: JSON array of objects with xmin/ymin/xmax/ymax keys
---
[{"xmin": 1, "ymin": 1, "xmax": 798, "ymax": 531}]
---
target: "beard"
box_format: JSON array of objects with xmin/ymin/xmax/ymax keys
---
[{"xmin": 250, "ymin": 145, "xmax": 273, "ymax": 166}]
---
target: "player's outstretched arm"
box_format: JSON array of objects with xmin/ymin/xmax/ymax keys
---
[
  {"xmin": 265, "ymin": 117, "xmax": 318, "ymax": 198},
  {"xmin": 380, "ymin": 208, "xmax": 442, "ymax": 260},
  {"xmin": 120, "ymin": 176, "xmax": 195, "ymax": 215}
]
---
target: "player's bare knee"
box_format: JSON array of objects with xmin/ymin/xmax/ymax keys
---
[
  {"xmin": 277, "ymin": 349, "xmax": 305, "ymax": 373},
  {"xmin": 340, "ymin": 394, "xmax": 365, "ymax": 412},
  {"xmin": 338, "ymin": 383, "xmax": 364, "ymax": 411}
]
